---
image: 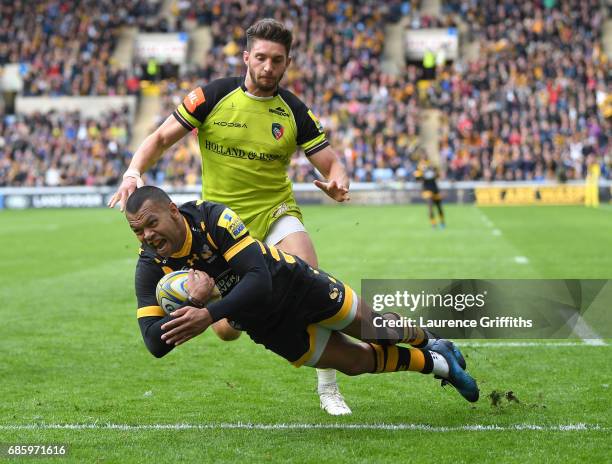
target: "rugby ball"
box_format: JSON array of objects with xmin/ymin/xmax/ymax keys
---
[{"xmin": 156, "ymin": 270, "xmax": 221, "ymax": 315}]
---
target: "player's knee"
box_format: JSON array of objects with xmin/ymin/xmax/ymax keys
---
[
  {"xmin": 212, "ymin": 320, "xmax": 242, "ymax": 342},
  {"xmin": 216, "ymin": 329, "xmax": 242, "ymax": 342}
]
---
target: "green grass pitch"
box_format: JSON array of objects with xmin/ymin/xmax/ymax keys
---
[{"xmin": 0, "ymin": 204, "xmax": 610, "ymax": 463}]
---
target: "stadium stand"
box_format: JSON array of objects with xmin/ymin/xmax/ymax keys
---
[
  {"xmin": 0, "ymin": 108, "xmax": 131, "ymax": 187},
  {"xmin": 0, "ymin": 0, "xmax": 609, "ymax": 187},
  {"xmin": 435, "ymin": 0, "xmax": 610, "ymax": 181},
  {"xmin": 0, "ymin": 0, "xmax": 156, "ymax": 96}
]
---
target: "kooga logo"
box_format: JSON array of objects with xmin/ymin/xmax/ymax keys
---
[{"xmin": 213, "ymin": 121, "xmax": 247, "ymax": 128}]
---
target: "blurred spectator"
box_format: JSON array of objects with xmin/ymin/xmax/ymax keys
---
[
  {"xmin": 1, "ymin": 0, "xmax": 609, "ymax": 185},
  {"xmin": 0, "ymin": 0, "xmax": 159, "ymax": 96},
  {"xmin": 434, "ymin": 0, "xmax": 610, "ymax": 181},
  {"xmin": 0, "ymin": 108, "xmax": 131, "ymax": 186}
]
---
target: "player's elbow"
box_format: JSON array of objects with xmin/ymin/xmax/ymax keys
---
[
  {"xmin": 146, "ymin": 341, "xmax": 170, "ymax": 358},
  {"xmin": 139, "ymin": 319, "xmax": 172, "ymax": 358},
  {"xmin": 142, "ymin": 334, "xmax": 172, "ymax": 358}
]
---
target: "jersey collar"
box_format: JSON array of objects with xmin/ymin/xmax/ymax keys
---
[
  {"xmin": 241, "ymin": 77, "xmax": 279, "ymax": 99},
  {"xmin": 171, "ymin": 216, "xmax": 193, "ymax": 258}
]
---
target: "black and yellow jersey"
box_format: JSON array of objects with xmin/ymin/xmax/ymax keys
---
[
  {"xmin": 172, "ymin": 76, "xmax": 329, "ymax": 240},
  {"xmin": 414, "ymin": 162, "xmax": 440, "ymax": 194},
  {"xmin": 135, "ymin": 200, "xmax": 321, "ymax": 356}
]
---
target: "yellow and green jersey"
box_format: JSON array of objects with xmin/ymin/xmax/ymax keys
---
[{"xmin": 172, "ymin": 77, "xmax": 329, "ymax": 240}]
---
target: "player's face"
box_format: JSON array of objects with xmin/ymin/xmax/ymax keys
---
[
  {"xmin": 127, "ymin": 200, "xmax": 185, "ymax": 257},
  {"xmin": 243, "ymin": 39, "xmax": 290, "ymax": 95}
]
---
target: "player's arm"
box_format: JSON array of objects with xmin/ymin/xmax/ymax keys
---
[
  {"xmin": 160, "ymin": 242, "xmax": 272, "ymax": 345},
  {"xmin": 131, "ymin": 116, "xmax": 189, "ymax": 174},
  {"xmin": 308, "ymin": 146, "xmax": 350, "ymax": 202},
  {"xmin": 202, "ymin": 206, "xmax": 273, "ymax": 322},
  {"xmin": 206, "ymin": 239, "xmax": 272, "ymax": 322},
  {"xmin": 160, "ymin": 206, "xmax": 273, "ymax": 345},
  {"xmin": 284, "ymin": 90, "xmax": 350, "ymax": 202},
  {"xmin": 134, "ymin": 260, "xmax": 177, "ymax": 358},
  {"xmin": 108, "ymin": 116, "xmax": 189, "ymax": 210},
  {"xmin": 138, "ymin": 313, "xmax": 175, "ymax": 358},
  {"xmin": 110, "ymin": 81, "xmax": 238, "ymax": 211}
]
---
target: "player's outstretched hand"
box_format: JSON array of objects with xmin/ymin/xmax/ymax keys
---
[
  {"xmin": 313, "ymin": 179, "xmax": 350, "ymax": 202},
  {"xmin": 160, "ymin": 306, "xmax": 213, "ymax": 346},
  {"xmin": 107, "ymin": 175, "xmax": 143, "ymax": 211},
  {"xmin": 187, "ymin": 269, "xmax": 216, "ymax": 305}
]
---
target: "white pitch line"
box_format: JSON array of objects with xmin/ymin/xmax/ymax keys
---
[
  {"xmin": 562, "ymin": 311, "xmax": 607, "ymax": 346},
  {"xmin": 583, "ymin": 339, "xmax": 607, "ymax": 346},
  {"xmin": 513, "ymin": 256, "xmax": 529, "ymax": 264},
  {"xmin": 0, "ymin": 423, "xmax": 605, "ymax": 432},
  {"xmin": 459, "ymin": 341, "xmax": 609, "ymax": 347},
  {"xmin": 475, "ymin": 208, "xmax": 494, "ymax": 228}
]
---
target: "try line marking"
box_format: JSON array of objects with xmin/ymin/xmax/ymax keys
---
[{"xmin": 0, "ymin": 423, "xmax": 605, "ymax": 432}]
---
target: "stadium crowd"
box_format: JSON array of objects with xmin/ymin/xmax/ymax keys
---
[
  {"xmin": 434, "ymin": 0, "xmax": 610, "ymax": 181},
  {"xmin": 0, "ymin": 0, "xmax": 609, "ymax": 186},
  {"xmin": 0, "ymin": 108, "xmax": 131, "ymax": 187},
  {"xmin": 0, "ymin": 0, "xmax": 153, "ymax": 96}
]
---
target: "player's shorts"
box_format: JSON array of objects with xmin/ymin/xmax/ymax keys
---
[
  {"xmin": 245, "ymin": 265, "xmax": 359, "ymax": 368},
  {"xmin": 264, "ymin": 214, "xmax": 307, "ymax": 246},
  {"xmin": 422, "ymin": 189, "xmax": 442, "ymax": 201}
]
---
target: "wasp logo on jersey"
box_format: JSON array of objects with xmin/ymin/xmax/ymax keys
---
[
  {"xmin": 329, "ymin": 283, "xmax": 343, "ymax": 303},
  {"xmin": 217, "ymin": 208, "xmax": 248, "ymax": 239},
  {"xmin": 272, "ymin": 123, "xmax": 284, "ymax": 140}
]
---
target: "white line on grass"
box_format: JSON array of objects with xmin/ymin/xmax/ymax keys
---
[
  {"xmin": 460, "ymin": 341, "xmax": 609, "ymax": 347},
  {"xmin": 0, "ymin": 423, "xmax": 605, "ymax": 432},
  {"xmin": 561, "ymin": 310, "xmax": 607, "ymax": 346},
  {"xmin": 475, "ymin": 208, "xmax": 494, "ymax": 228},
  {"xmin": 471, "ymin": 208, "xmax": 606, "ymax": 347}
]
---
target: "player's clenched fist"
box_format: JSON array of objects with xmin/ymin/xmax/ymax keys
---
[{"xmin": 186, "ymin": 269, "xmax": 216, "ymax": 307}]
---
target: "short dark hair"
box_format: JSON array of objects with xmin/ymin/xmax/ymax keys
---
[
  {"xmin": 246, "ymin": 18, "xmax": 292, "ymax": 56},
  {"xmin": 125, "ymin": 186, "xmax": 172, "ymax": 214}
]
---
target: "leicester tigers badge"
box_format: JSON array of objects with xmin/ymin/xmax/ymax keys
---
[{"xmin": 272, "ymin": 123, "xmax": 284, "ymax": 140}]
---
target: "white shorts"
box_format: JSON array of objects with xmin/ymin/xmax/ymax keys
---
[{"xmin": 264, "ymin": 215, "xmax": 307, "ymax": 246}]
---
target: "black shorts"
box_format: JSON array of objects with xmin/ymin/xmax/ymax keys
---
[{"xmin": 245, "ymin": 265, "xmax": 358, "ymax": 367}]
